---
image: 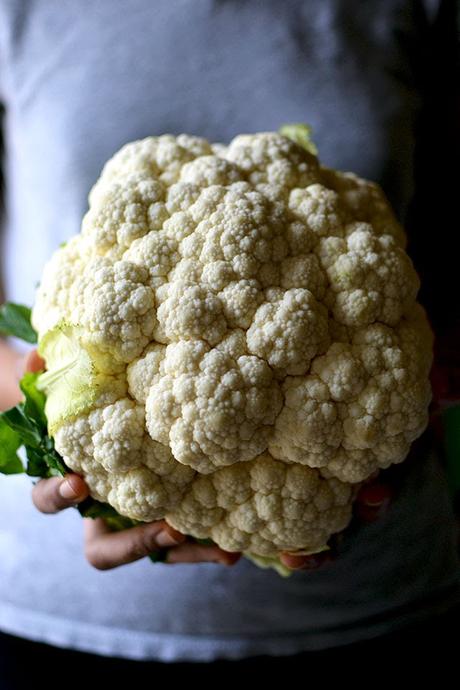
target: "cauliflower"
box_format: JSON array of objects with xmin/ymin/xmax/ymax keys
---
[{"xmin": 27, "ymin": 129, "xmax": 432, "ymax": 560}]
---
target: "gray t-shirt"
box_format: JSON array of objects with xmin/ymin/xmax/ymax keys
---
[{"xmin": 0, "ymin": 0, "xmax": 459, "ymax": 662}]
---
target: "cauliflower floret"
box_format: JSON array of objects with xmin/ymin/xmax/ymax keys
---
[
  {"xmin": 82, "ymin": 174, "xmax": 167, "ymax": 259},
  {"xmin": 271, "ymin": 314, "xmax": 432, "ymax": 483},
  {"xmin": 145, "ymin": 340, "xmax": 283, "ymax": 473},
  {"xmin": 55, "ymin": 399, "xmax": 195, "ymax": 520},
  {"xmin": 123, "ymin": 230, "xmax": 181, "ymax": 283},
  {"xmin": 32, "ymin": 236, "xmax": 86, "ymax": 336},
  {"xmin": 167, "ymin": 454, "xmax": 353, "ymax": 557},
  {"xmin": 317, "ymin": 225, "xmax": 420, "ymax": 327},
  {"xmin": 68, "ymin": 258, "xmax": 156, "ymax": 373},
  {"xmin": 226, "ymin": 132, "xmax": 320, "ymax": 191},
  {"xmin": 179, "ymin": 155, "xmax": 243, "ymax": 187},
  {"xmin": 289, "ymin": 184, "xmax": 347, "ymax": 238},
  {"xmin": 320, "ymin": 167, "xmax": 407, "ymax": 247},
  {"xmin": 246, "ymin": 288, "xmax": 330, "ymax": 375},
  {"xmin": 127, "ymin": 343, "xmax": 166, "ymax": 403},
  {"xmin": 280, "ymin": 254, "xmax": 327, "ymax": 298},
  {"xmin": 89, "ymin": 134, "xmax": 213, "ymax": 203},
  {"xmin": 155, "ymin": 281, "xmax": 228, "ymax": 345},
  {"xmin": 217, "ymin": 279, "xmax": 264, "ymax": 328}
]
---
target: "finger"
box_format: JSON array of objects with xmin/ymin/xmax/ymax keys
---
[
  {"xmin": 32, "ymin": 474, "xmax": 89, "ymax": 514},
  {"xmin": 165, "ymin": 542, "xmax": 241, "ymax": 566},
  {"xmin": 279, "ymin": 550, "xmax": 333, "ymax": 571},
  {"xmin": 356, "ymin": 481, "xmax": 393, "ymax": 506},
  {"xmin": 83, "ymin": 519, "xmax": 186, "ymax": 570},
  {"xmin": 22, "ymin": 350, "xmax": 45, "ymax": 377},
  {"xmin": 354, "ymin": 481, "xmax": 393, "ymax": 523}
]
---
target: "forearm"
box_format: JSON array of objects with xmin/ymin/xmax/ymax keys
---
[
  {"xmin": 0, "ymin": 339, "xmax": 22, "ymax": 410},
  {"xmin": 0, "ymin": 249, "xmax": 22, "ymax": 409}
]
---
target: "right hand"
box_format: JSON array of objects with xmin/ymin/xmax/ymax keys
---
[{"xmin": 31, "ymin": 475, "xmax": 240, "ymax": 569}]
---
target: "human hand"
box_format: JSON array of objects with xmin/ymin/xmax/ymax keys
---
[
  {"xmin": 32, "ymin": 474, "xmax": 240, "ymax": 569},
  {"xmin": 83, "ymin": 514, "xmax": 240, "ymax": 570}
]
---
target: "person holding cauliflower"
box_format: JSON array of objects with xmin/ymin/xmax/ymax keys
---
[{"xmin": 0, "ymin": 0, "xmax": 459, "ymax": 682}]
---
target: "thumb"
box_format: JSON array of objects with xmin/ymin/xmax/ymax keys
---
[{"xmin": 32, "ymin": 474, "xmax": 89, "ymax": 514}]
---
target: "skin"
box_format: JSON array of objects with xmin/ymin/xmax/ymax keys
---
[
  {"xmin": 0, "ymin": 340, "xmax": 24, "ymax": 410},
  {"xmin": 1, "ymin": 344, "xmax": 392, "ymax": 572}
]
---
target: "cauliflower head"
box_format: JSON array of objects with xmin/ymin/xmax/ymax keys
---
[{"xmin": 32, "ymin": 130, "xmax": 433, "ymax": 559}]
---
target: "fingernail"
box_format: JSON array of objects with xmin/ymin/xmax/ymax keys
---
[
  {"xmin": 360, "ymin": 484, "xmax": 391, "ymax": 507},
  {"xmin": 59, "ymin": 479, "xmax": 80, "ymax": 500},
  {"xmin": 155, "ymin": 530, "xmax": 184, "ymax": 548},
  {"xmin": 363, "ymin": 497, "xmax": 391, "ymax": 514},
  {"xmin": 356, "ymin": 501, "xmax": 390, "ymax": 523}
]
